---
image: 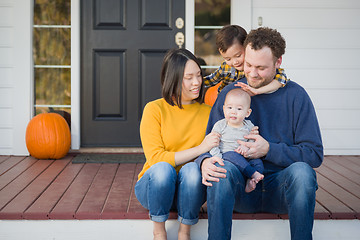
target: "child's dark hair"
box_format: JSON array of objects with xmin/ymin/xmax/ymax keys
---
[
  {"xmin": 216, "ymin": 25, "xmax": 247, "ymax": 53},
  {"xmin": 161, "ymin": 48, "xmax": 205, "ymax": 109},
  {"xmin": 244, "ymin": 27, "xmax": 286, "ymax": 60}
]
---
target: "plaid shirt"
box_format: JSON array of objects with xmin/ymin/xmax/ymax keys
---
[{"xmin": 204, "ymin": 61, "xmax": 289, "ymax": 92}]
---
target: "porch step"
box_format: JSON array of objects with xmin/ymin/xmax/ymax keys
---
[{"xmin": 0, "ymin": 219, "xmax": 359, "ymax": 240}]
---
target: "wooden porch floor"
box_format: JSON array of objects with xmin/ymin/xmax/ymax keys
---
[{"xmin": 0, "ymin": 155, "xmax": 359, "ymax": 220}]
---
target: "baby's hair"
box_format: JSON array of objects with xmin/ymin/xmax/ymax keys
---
[
  {"xmin": 225, "ymin": 88, "xmax": 251, "ymax": 107},
  {"xmin": 216, "ymin": 25, "xmax": 247, "ymax": 53}
]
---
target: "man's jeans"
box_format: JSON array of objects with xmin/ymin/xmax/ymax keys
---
[
  {"xmin": 135, "ymin": 162, "xmax": 206, "ymax": 225},
  {"xmin": 207, "ymin": 161, "xmax": 318, "ymax": 240}
]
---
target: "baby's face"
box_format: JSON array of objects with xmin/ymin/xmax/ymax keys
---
[
  {"xmin": 219, "ymin": 42, "xmax": 245, "ymax": 71},
  {"xmin": 223, "ymin": 95, "xmax": 251, "ymax": 127}
]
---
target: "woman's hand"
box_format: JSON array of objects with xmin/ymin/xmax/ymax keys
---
[
  {"xmin": 201, "ymin": 156, "xmax": 227, "ymax": 187},
  {"xmin": 200, "ymin": 132, "xmax": 220, "ymax": 153}
]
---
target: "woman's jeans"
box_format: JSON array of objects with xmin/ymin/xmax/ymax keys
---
[
  {"xmin": 135, "ymin": 162, "xmax": 206, "ymax": 225},
  {"xmin": 207, "ymin": 161, "xmax": 318, "ymax": 240}
]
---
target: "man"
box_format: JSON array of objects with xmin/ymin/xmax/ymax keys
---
[{"xmin": 196, "ymin": 27, "xmax": 323, "ymax": 240}]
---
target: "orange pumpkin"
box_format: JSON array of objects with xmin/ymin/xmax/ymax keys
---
[
  {"xmin": 204, "ymin": 82, "xmax": 221, "ymax": 106},
  {"xmin": 26, "ymin": 113, "xmax": 71, "ymax": 159}
]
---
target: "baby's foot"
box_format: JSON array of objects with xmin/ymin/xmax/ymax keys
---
[
  {"xmin": 252, "ymin": 171, "xmax": 264, "ymax": 183},
  {"xmin": 245, "ymin": 178, "xmax": 256, "ymax": 193}
]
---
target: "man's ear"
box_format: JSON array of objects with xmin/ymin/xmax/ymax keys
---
[{"xmin": 275, "ymin": 56, "xmax": 282, "ymax": 68}]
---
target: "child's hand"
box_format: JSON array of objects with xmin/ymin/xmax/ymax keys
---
[
  {"xmin": 201, "ymin": 132, "xmax": 220, "ymax": 152},
  {"xmin": 235, "ymin": 144, "xmax": 249, "ymax": 155},
  {"xmin": 237, "ymin": 82, "xmax": 259, "ymax": 96}
]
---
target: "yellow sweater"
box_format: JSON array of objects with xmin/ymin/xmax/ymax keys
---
[{"xmin": 138, "ymin": 98, "xmax": 211, "ymax": 180}]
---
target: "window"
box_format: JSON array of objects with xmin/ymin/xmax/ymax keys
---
[
  {"xmin": 194, "ymin": 0, "xmax": 230, "ymax": 75},
  {"xmin": 33, "ymin": 0, "xmax": 71, "ymax": 127}
]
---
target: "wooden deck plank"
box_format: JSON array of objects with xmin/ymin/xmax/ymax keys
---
[
  {"xmin": 75, "ymin": 164, "xmax": 118, "ymax": 219},
  {"xmin": 0, "ymin": 157, "xmax": 37, "ymax": 189},
  {"xmin": 0, "ymin": 159, "xmax": 54, "ymax": 212},
  {"xmin": 0, "ymin": 156, "xmax": 26, "ymax": 176},
  {"xmin": 0, "ymin": 155, "xmax": 359, "ymax": 220},
  {"xmin": 314, "ymin": 201, "xmax": 331, "ymax": 219},
  {"xmin": 101, "ymin": 163, "xmax": 138, "ymax": 219},
  {"xmin": 345, "ymin": 156, "xmax": 360, "ymax": 167},
  {"xmin": 317, "ymin": 173, "xmax": 360, "ymax": 217},
  {"xmin": 49, "ymin": 163, "xmax": 101, "ymax": 219},
  {"xmin": 316, "ymin": 164, "xmax": 360, "ymax": 199},
  {"xmin": 0, "ymin": 156, "xmax": 11, "ymax": 165},
  {"xmin": 125, "ymin": 163, "xmax": 149, "ymax": 219},
  {"xmin": 315, "ymin": 187, "xmax": 356, "ymax": 219},
  {"xmin": 326, "ymin": 156, "xmax": 360, "ymax": 175},
  {"xmin": 322, "ymin": 158, "xmax": 360, "ymax": 187},
  {"xmin": 0, "ymin": 158, "xmax": 71, "ymax": 219},
  {"xmin": 23, "ymin": 159, "xmax": 84, "ymax": 219}
]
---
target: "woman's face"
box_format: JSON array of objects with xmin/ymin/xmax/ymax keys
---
[{"xmin": 181, "ymin": 60, "xmax": 202, "ymax": 104}]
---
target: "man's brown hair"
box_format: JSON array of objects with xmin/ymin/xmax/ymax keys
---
[{"xmin": 244, "ymin": 27, "xmax": 286, "ymax": 60}]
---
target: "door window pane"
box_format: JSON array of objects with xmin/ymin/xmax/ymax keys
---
[
  {"xmin": 195, "ymin": 0, "xmax": 230, "ymax": 26},
  {"xmin": 33, "ymin": 28, "xmax": 71, "ymax": 65},
  {"xmin": 195, "ymin": 0, "xmax": 230, "ymax": 67},
  {"xmin": 34, "ymin": 0, "xmax": 71, "ymax": 25},
  {"xmin": 33, "ymin": 0, "xmax": 71, "ymax": 125},
  {"xmin": 35, "ymin": 68, "xmax": 71, "ymax": 106}
]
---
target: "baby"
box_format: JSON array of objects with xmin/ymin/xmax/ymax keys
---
[{"xmin": 210, "ymin": 88, "xmax": 264, "ymax": 192}]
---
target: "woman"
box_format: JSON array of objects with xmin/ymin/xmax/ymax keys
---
[{"xmin": 135, "ymin": 49, "xmax": 220, "ymax": 240}]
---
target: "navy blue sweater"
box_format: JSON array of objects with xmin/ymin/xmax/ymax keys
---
[{"xmin": 196, "ymin": 79, "xmax": 323, "ymax": 170}]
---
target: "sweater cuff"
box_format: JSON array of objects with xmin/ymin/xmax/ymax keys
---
[
  {"xmin": 264, "ymin": 142, "xmax": 276, "ymax": 162},
  {"xmin": 195, "ymin": 152, "xmax": 212, "ymax": 168}
]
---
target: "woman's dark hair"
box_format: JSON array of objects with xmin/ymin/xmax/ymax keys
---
[
  {"xmin": 161, "ymin": 48, "xmax": 205, "ymax": 109},
  {"xmin": 216, "ymin": 25, "xmax": 247, "ymax": 53}
]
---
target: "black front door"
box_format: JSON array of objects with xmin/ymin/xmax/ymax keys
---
[{"xmin": 81, "ymin": 0, "xmax": 185, "ymax": 146}]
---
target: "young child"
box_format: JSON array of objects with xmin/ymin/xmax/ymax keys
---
[
  {"xmin": 209, "ymin": 88, "xmax": 263, "ymax": 193},
  {"xmin": 204, "ymin": 25, "xmax": 289, "ymax": 95}
]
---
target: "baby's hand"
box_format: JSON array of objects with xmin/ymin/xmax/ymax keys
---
[
  {"xmin": 250, "ymin": 126, "xmax": 259, "ymax": 135},
  {"xmin": 235, "ymin": 144, "xmax": 249, "ymax": 155},
  {"xmin": 201, "ymin": 132, "xmax": 220, "ymax": 152}
]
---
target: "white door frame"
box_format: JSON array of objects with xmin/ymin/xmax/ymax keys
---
[{"xmin": 71, "ymin": 0, "xmax": 253, "ymax": 149}]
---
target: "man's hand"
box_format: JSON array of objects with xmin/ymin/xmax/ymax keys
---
[
  {"xmin": 237, "ymin": 134, "xmax": 270, "ymax": 159},
  {"xmin": 201, "ymin": 156, "xmax": 227, "ymax": 187}
]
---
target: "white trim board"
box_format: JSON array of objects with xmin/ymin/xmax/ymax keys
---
[{"xmin": 0, "ymin": 219, "xmax": 359, "ymax": 240}]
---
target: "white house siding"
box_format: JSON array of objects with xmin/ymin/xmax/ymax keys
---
[
  {"xmin": 250, "ymin": 0, "xmax": 360, "ymax": 155},
  {"xmin": 0, "ymin": 0, "xmax": 32, "ymax": 155},
  {"xmin": 0, "ymin": 0, "xmax": 359, "ymax": 155}
]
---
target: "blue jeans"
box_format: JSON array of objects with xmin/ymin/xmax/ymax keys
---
[
  {"xmin": 206, "ymin": 161, "xmax": 318, "ymax": 240},
  {"xmin": 222, "ymin": 151, "xmax": 264, "ymax": 178},
  {"xmin": 135, "ymin": 162, "xmax": 206, "ymax": 225}
]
